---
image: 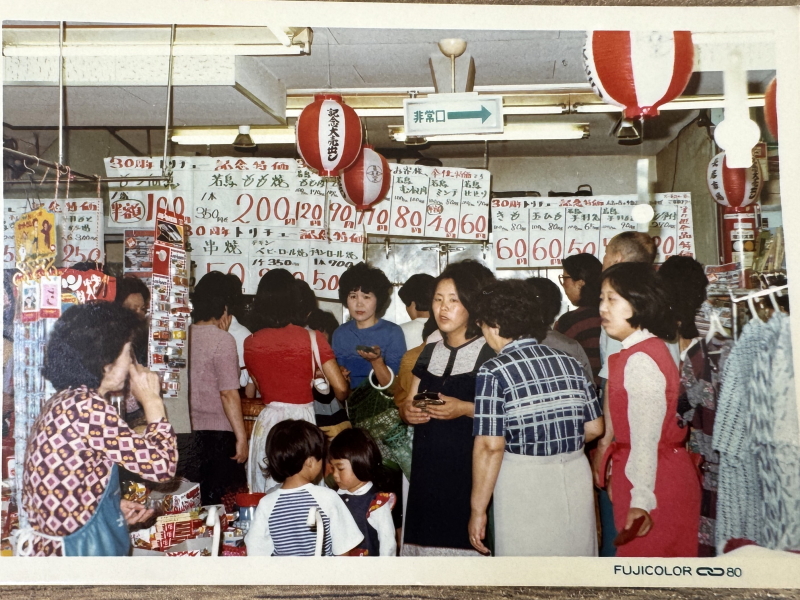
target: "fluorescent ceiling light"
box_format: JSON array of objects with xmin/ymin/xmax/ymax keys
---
[
  {"xmin": 389, "ymin": 122, "xmax": 589, "ymax": 143},
  {"xmin": 171, "ymin": 126, "xmax": 296, "ymax": 145},
  {"xmin": 2, "ymin": 45, "xmax": 303, "ymax": 57},
  {"xmin": 285, "ymin": 105, "xmax": 566, "ymax": 119},
  {"xmin": 573, "ymin": 95, "xmax": 766, "ymax": 113}
]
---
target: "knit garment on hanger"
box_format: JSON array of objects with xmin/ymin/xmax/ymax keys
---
[
  {"xmin": 714, "ymin": 312, "xmax": 800, "ymax": 552},
  {"xmin": 750, "ymin": 312, "xmax": 800, "ymax": 550},
  {"xmin": 713, "ymin": 317, "xmax": 768, "ymax": 549}
]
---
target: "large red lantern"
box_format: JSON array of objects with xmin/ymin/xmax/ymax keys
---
[
  {"xmin": 584, "ymin": 31, "xmax": 694, "ymax": 119},
  {"xmin": 707, "ymin": 151, "xmax": 762, "ymax": 208},
  {"xmin": 764, "ymin": 78, "xmax": 778, "ymax": 141},
  {"xmin": 341, "ymin": 145, "xmax": 390, "ymax": 210},
  {"xmin": 296, "ymin": 94, "xmax": 362, "ymax": 177}
]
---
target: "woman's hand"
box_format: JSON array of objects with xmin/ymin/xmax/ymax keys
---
[
  {"xmin": 120, "ymin": 499, "xmax": 154, "ymax": 526},
  {"xmin": 231, "ymin": 437, "xmax": 249, "ymax": 463},
  {"xmin": 357, "ymin": 345, "xmax": 383, "ymax": 363},
  {"xmin": 623, "ymin": 507, "xmax": 652, "ymax": 538},
  {"xmin": 339, "ymin": 366, "xmax": 351, "ymax": 383},
  {"xmin": 399, "ymin": 398, "xmax": 431, "ymax": 426},
  {"xmin": 425, "ymin": 393, "xmax": 471, "ymax": 420},
  {"xmin": 128, "ymin": 364, "xmax": 162, "ymax": 407},
  {"xmin": 217, "ymin": 313, "xmax": 233, "ymax": 332},
  {"xmin": 468, "ymin": 510, "xmax": 491, "ymax": 555}
]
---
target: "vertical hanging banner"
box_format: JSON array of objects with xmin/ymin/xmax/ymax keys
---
[{"xmin": 491, "ymin": 193, "xmax": 694, "ymax": 268}]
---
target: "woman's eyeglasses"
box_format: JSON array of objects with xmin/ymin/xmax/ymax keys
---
[{"xmin": 558, "ymin": 275, "xmax": 572, "ymax": 285}]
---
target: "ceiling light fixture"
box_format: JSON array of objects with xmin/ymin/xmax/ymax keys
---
[
  {"xmin": 615, "ymin": 118, "xmax": 642, "ymax": 146},
  {"xmin": 574, "ymin": 95, "xmax": 766, "ymax": 113},
  {"xmin": 388, "ymin": 122, "xmax": 589, "ymax": 143},
  {"xmin": 171, "ymin": 126, "xmax": 296, "ymax": 145},
  {"xmin": 233, "ymin": 125, "xmax": 256, "ymax": 151}
]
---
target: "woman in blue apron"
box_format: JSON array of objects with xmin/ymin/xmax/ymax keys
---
[{"xmin": 19, "ymin": 301, "xmax": 178, "ymax": 556}]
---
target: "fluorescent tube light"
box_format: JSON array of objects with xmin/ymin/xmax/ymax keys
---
[
  {"xmin": 389, "ymin": 122, "xmax": 589, "ymax": 143},
  {"xmin": 171, "ymin": 126, "xmax": 296, "ymax": 145},
  {"xmin": 573, "ymin": 95, "xmax": 765, "ymax": 113}
]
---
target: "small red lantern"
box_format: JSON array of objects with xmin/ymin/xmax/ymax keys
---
[
  {"xmin": 341, "ymin": 145, "xmax": 390, "ymax": 210},
  {"xmin": 296, "ymin": 94, "xmax": 362, "ymax": 177},
  {"xmin": 584, "ymin": 31, "xmax": 694, "ymax": 119},
  {"xmin": 764, "ymin": 78, "xmax": 778, "ymax": 141},
  {"xmin": 707, "ymin": 151, "xmax": 762, "ymax": 208}
]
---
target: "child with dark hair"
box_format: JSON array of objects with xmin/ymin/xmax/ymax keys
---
[
  {"xmin": 597, "ymin": 262, "xmax": 699, "ymax": 557},
  {"xmin": 244, "ymin": 420, "xmax": 363, "ymax": 556},
  {"xmin": 332, "ymin": 262, "xmax": 406, "ymax": 390},
  {"xmin": 329, "ymin": 428, "xmax": 397, "ymax": 556}
]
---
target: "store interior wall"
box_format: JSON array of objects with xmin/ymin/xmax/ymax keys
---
[{"xmin": 654, "ymin": 116, "xmax": 718, "ymax": 267}]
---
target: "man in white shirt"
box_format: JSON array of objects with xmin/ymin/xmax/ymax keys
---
[{"xmin": 398, "ymin": 273, "xmax": 435, "ymax": 350}]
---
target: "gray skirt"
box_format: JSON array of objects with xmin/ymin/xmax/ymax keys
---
[{"xmin": 493, "ymin": 449, "xmax": 598, "ymax": 557}]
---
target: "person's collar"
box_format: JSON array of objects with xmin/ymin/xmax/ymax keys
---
[
  {"xmin": 499, "ymin": 337, "xmax": 539, "ymax": 354},
  {"xmin": 621, "ymin": 329, "xmax": 655, "ymax": 349},
  {"xmin": 337, "ymin": 481, "xmax": 373, "ymax": 496},
  {"xmin": 230, "ymin": 315, "xmax": 240, "ymax": 326}
]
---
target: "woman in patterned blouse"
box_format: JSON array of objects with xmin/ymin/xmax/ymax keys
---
[{"xmin": 21, "ymin": 301, "xmax": 178, "ymax": 556}]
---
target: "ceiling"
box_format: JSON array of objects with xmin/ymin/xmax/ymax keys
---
[{"xmin": 2, "ymin": 23, "xmax": 777, "ymax": 160}]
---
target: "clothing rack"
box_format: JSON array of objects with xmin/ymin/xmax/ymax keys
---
[
  {"xmin": 729, "ymin": 285, "xmax": 789, "ymax": 339},
  {"xmin": 3, "ymin": 148, "xmax": 172, "ymax": 185}
]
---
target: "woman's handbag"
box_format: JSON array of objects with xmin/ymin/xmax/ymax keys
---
[
  {"xmin": 308, "ymin": 329, "xmax": 330, "ymax": 395},
  {"xmin": 346, "ymin": 377, "xmax": 412, "ymax": 478}
]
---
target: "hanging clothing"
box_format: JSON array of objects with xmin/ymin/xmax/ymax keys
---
[
  {"xmin": 713, "ymin": 317, "xmax": 768, "ymax": 550},
  {"xmin": 719, "ymin": 311, "xmax": 800, "ymax": 551},
  {"xmin": 605, "ymin": 330, "xmax": 700, "ymax": 558},
  {"xmin": 677, "ymin": 336, "xmax": 733, "ymax": 556}
]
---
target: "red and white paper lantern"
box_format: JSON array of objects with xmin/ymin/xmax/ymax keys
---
[
  {"xmin": 706, "ymin": 151, "xmax": 763, "ymax": 208},
  {"xmin": 341, "ymin": 145, "xmax": 390, "ymax": 210},
  {"xmin": 296, "ymin": 94, "xmax": 362, "ymax": 177},
  {"xmin": 584, "ymin": 31, "xmax": 694, "ymax": 119},
  {"xmin": 764, "ymin": 77, "xmax": 778, "ymax": 141}
]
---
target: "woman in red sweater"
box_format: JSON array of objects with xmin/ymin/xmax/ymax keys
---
[{"xmin": 244, "ymin": 269, "xmax": 349, "ymax": 492}]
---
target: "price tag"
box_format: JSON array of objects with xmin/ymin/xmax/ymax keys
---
[
  {"xmin": 599, "ymin": 204, "xmax": 634, "ymax": 251},
  {"xmin": 56, "ymin": 198, "xmax": 104, "ymax": 267},
  {"xmin": 193, "ymin": 254, "xmax": 249, "ymax": 294},
  {"xmin": 459, "ymin": 176, "xmax": 490, "ymax": 240},
  {"xmin": 308, "ymin": 240, "xmax": 362, "ymax": 299},
  {"xmin": 528, "ymin": 207, "xmax": 565, "ymax": 267},
  {"xmin": 389, "ymin": 171, "xmax": 427, "ymax": 238},
  {"xmin": 491, "ymin": 199, "xmax": 529, "ymax": 268},
  {"xmin": 355, "ymin": 205, "xmax": 391, "ymax": 236},
  {"xmin": 426, "ymin": 177, "xmax": 462, "ymax": 240},
  {"xmin": 564, "ymin": 206, "xmax": 601, "ymax": 258},
  {"xmin": 3, "ymin": 198, "xmax": 29, "ymax": 268},
  {"xmin": 327, "ymin": 183, "xmax": 358, "ymax": 231},
  {"xmin": 295, "ymin": 162, "xmax": 327, "ymax": 228},
  {"xmin": 249, "ymin": 237, "xmax": 309, "ymax": 294}
]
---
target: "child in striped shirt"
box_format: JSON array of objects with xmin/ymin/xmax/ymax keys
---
[{"xmin": 244, "ymin": 420, "xmax": 363, "ymax": 556}]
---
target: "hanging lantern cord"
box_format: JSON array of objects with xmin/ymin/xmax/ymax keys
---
[{"xmin": 162, "ymin": 24, "xmax": 177, "ymax": 182}]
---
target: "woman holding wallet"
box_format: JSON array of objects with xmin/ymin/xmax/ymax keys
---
[
  {"xmin": 399, "ymin": 260, "xmax": 496, "ymax": 556},
  {"xmin": 597, "ymin": 262, "xmax": 700, "ymax": 557}
]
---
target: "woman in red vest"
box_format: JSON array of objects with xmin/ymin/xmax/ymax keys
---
[{"xmin": 598, "ymin": 262, "xmax": 700, "ymax": 557}]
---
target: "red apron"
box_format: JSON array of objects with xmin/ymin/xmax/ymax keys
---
[{"xmin": 604, "ymin": 336, "xmax": 701, "ymax": 558}]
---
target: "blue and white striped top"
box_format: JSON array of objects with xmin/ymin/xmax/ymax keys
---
[{"xmin": 244, "ymin": 483, "xmax": 363, "ymax": 557}]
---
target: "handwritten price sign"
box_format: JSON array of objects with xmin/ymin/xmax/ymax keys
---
[{"xmin": 491, "ymin": 193, "xmax": 694, "ymax": 268}]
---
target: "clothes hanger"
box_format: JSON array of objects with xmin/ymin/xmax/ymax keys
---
[{"xmin": 705, "ymin": 309, "xmax": 730, "ymax": 343}]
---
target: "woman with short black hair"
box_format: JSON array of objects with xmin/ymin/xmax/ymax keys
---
[
  {"xmin": 245, "ymin": 269, "xmax": 350, "ymax": 492},
  {"xmin": 469, "ymin": 279, "xmax": 603, "ymax": 557},
  {"xmin": 21, "ymin": 301, "xmax": 177, "ymax": 556},
  {"xmin": 596, "ymin": 262, "xmax": 700, "ymax": 557},
  {"xmin": 399, "ymin": 259, "xmax": 497, "ymax": 556},
  {"xmin": 555, "ymin": 253, "xmax": 603, "ymax": 385}
]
